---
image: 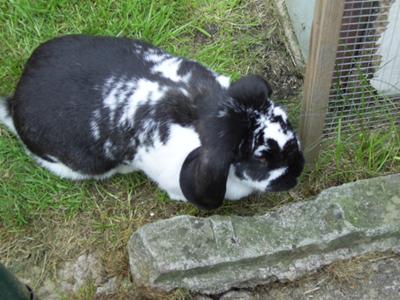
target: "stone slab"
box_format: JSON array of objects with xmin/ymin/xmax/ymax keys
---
[{"xmin": 128, "ymin": 174, "xmax": 400, "ymax": 293}]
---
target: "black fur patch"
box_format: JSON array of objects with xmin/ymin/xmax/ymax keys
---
[
  {"xmin": 228, "ymin": 75, "xmax": 273, "ymax": 111},
  {"xmin": 10, "ymin": 35, "xmax": 218, "ymax": 175}
]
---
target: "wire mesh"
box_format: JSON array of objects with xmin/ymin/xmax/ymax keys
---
[{"xmin": 323, "ymin": 0, "xmax": 400, "ymax": 138}]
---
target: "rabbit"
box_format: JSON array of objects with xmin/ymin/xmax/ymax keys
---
[{"xmin": 0, "ymin": 35, "xmax": 304, "ymax": 210}]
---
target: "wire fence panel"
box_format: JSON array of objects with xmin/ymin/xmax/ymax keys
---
[
  {"xmin": 300, "ymin": 0, "xmax": 400, "ymax": 163},
  {"xmin": 323, "ymin": 0, "xmax": 400, "ymax": 138}
]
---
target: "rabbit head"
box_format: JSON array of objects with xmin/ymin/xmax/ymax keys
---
[{"xmin": 180, "ymin": 75, "xmax": 304, "ymax": 210}]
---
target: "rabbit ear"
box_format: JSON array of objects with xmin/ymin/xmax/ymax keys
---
[
  {"xmin": 180, "ymin": 96, "xmax": 248, "ymax": 210},
  {"xmin": 180, "ymin": 146, "xmax": 227, "ymax": 209},
  {"xmin": 228, "ymin": 75, "xmax": 273, "ymax": 109}
]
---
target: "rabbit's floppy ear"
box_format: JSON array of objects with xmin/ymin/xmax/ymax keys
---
[
  {"xmin": 180, "ymin": 94, "xmax": 248, "ymax": 210},
  {"xmin": 179, "ymin": 146, "xmax": 227, "ymax": 210},
  {"xmin": 228, "ymin": 75, "xmax": 273, "ymax": 109}
]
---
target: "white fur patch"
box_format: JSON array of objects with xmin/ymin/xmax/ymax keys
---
[
  {"xmin": 263, "ymin": 122, "xmax": 294, "ymax": 149},
  {"xmin": 31, "ymin": 153, "xmax": 137, "ymax": 181},
  {"xmin": 0, "ymin": 98, "xmax": 17, "ymax": 135},
  {"xmin": 133, "ymin": 44, "xmax": 145, "ymax": 56},
  {"xmin": 103, "ymin": 79, "xmax": 124, "ymax": 119},
  {"xmin": 244, "ymin": 167, "xmax": 287, "ymax": 191},
  {"xmin": 103, "ymin": 139, "xmax": 115, "ymax": 159},
  {"xmin": 216, "ymin": 75, "xmax": 231, "ymax": 89},
  {"xmin": 179, "ymin": 88, "xmax": 189, "ymax": 97},
  {"xmin": 181, "ymin": 72, "xmax": 192, "ymax": 85},
  {"xmin": 217, "ymin": 110, "xmax": 228, "ymax": 118},
  {"xmin": 102, "ymin": 78, "xmax": 138, "ymax": 123},
  {"xmin": 133, "ymin": 124, "xmax": 201, "ymax": 201},
  {"xmin": 255, "ymin": 115, "xmax": 268, "ymax": 133},
  {"xmin": 254, "ymin": 103, "xmax": 293, "ymax": 149},
  {"xmin": 119, "ymin": 79, "xmax": 167, "ymax": 126},
  {"xmin": 33, "ymin": 155, "xmax": 90, "ymax": 180},
  {"xmin": 151, "ymin": 57, "xmax": 182, "ymax": 82},
  {"xmin": 145, "ymin": 53, "xmax": 166, "ymax": 63},
  {"xmin": 90, "ymin": 109, "xmax": 101, "ymax": 140},
  {"xmin": 116, "ymin": 163, "xmax": 139, "ymax": 174},
  {"xmin": 225, "ymin": 166, "xmax": 254, "ymax": 200},
  {"xmin": 273, "ymin": 106, "xmax": 288, "ymax": 122},
  {"xmin": 137, "ymin": 119, "xmax": 157, "ymax": 143},
  {"xmin": 254, "ymin": 145, "xmax": 269, "ymax": 157}
]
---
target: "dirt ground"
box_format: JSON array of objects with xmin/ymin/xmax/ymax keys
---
[{"xmin": 246, "ymin": 0, "xmax": 303, "ymax": 100}]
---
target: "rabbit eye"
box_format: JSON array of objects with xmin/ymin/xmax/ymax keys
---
[{"xmin": 255, "ymin": 156, "xmax": 268, "ymax": 163}]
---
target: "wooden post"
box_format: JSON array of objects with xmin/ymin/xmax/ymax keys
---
[{"xmin": 299, "ymin": 0, "xmax": 345, "ymax": 164}]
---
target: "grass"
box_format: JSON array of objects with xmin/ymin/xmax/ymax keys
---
[
  {"xmin": 0, "ymin": 0, "xmax": 399, "ymax": 299},
  {"xmin": 310, "ymin": 121, "xmax": 400, "ymax": 192}
]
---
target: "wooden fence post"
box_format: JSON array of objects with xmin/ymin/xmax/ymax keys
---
[{"xmin": 299, "ymin": 0, "xmax": 346, "ymax": 164}]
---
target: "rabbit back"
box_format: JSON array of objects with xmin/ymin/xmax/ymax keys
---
[{"xmin": 10, "ymin": 35, "xmax": 227, "ymax": 182}]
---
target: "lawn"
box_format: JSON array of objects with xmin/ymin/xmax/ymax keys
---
[{"xmin": 0, "ymin": 0, "xmax": 399, "ymax": 299}]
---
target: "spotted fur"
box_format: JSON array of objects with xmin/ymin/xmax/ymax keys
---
[{"xmin": 0, "ymin": 35, "xmax": 304, "ymax": 210}]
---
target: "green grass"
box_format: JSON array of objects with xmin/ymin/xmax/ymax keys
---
[
  {"xmin": 314, "ymin": 122, "xmax": 400, "ymax": 188},
  {"xmin": 0, "ymin": 0, "xmax": 399, "ymax": 298},
  {"xmin": 0, "ymin": 0, "xmax": 265, "ymax": 92}
]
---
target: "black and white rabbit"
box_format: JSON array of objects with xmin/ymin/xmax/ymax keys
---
[{"xmin": 0, "ymin": 35, "xmax": 304, "ymax": 210}]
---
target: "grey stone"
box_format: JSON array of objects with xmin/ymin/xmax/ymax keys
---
[
  {"xmin": 36, "ymin": 253, "xmax": 106, "ymax": 299},
  {"xmin": 58, "ymin": 253, "xmax": 104, "ymax": 292},
  {"xmin": 96, "ymin": 277, "xmax": 118, "ymax": 296},
  {"xmin": 36, "ymin": 279, "xmax": 59, "ymax": 300},
  {"xmin": 128, "ymin": 174, "xmax": 400, "ymax": 293}
]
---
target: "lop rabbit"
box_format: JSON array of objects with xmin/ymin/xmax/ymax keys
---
[{"xmin": 0, "ymin": 35, "xmax": 304, "ymax": 209}]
